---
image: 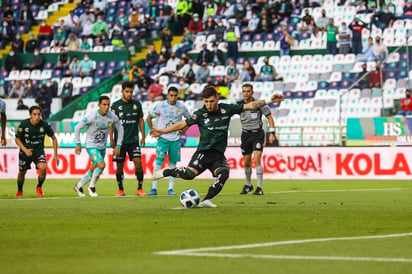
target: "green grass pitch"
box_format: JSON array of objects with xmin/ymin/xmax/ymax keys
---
[{"xmin": 1, "ymin": 178, "xmax": 412, "ymax": 274}]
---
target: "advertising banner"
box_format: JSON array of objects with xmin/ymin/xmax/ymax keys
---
[{"xmin": 0, "ymin": 147, "xmax": 410, "ymax": 179}]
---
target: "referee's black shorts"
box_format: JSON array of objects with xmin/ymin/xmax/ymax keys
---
[{"xmin": 240, "ymin": 128, "xmax": 265, "ymax": 155}]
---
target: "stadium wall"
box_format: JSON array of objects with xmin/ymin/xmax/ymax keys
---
[{"xmin": 0, "ymin": 147, "xmax": 410, "ymax": 179}]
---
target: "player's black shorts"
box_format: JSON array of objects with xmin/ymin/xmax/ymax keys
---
[
  {"xmin": 188, "ymin": 149, "xmax": 229, "ymax": 177},
  {"xmin": 240, "ymin": 128, "xmax": 265, "ymax": 155},
  {"xmin": 19, "ymin": 151, "xmax": 47, "ymax": 171},
  {"xmin": 115, "ymin": 142, "xmax": 141, "ymax": 163}
]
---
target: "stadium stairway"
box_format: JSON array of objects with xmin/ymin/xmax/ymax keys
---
[{"xmin": 0, "ymin": 1, "xmax": 77, "ymax": 59}]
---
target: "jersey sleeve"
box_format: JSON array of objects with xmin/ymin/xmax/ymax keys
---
[
  {"xmin": 226, "ymin": 103, "xmax": 243, "ymax": 116},
  {"xmin": 16, "ymin": 120, "xmax": 25, "ymax": 139},
  {"xmin": 113, "ymin": 114, "xmax": 124, "ymax": 147},
  {"xmin": 261, "ymin": 104, "xmax": 271, "ymax": 117},
  {"xmin": 44, "ymin": 121, "xmax": 55, "ymax": 137},
  {"xmin": 149, "ymin": 102, "xmax": 160, "ymax": 118},
  {"xmin": 74, "ymin": 112, "xmax": 91, "ymax": 145},
  {"xmin": 185, "ymin": 110, "xmax": 199, "ymax": 127},
  {"xmin": 181, "ymin": 102, "xmax": 191, "ymax": 119}
]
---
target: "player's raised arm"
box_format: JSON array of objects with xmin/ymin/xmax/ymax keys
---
[{"xmin": 242, "ymin": 94, "xmax": 285, "ymax": 111}]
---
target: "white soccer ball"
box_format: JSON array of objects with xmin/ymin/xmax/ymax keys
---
[{"xmin": 179, "ymin": 189, "xmax": 200, "ymax": 208}]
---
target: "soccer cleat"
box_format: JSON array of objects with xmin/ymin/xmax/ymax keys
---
[
  {"xmin": 137, "ymin": 189, "xmax": 146, "ymax": 196},
  {"xmin": 240, "ymin": 184, "xmax": 253, "ymax": 194},
  {"xmin": 73, "ymin": 185, "xmax": 86, "ymax": 197},
  {"xmin": 87, "ymin": 187, "xmax": 98, "ymax": 197},
  {"xmin": 199, "ymin": 199, "xmax": 218, "ymax": 208},
  {"xmin": 36, "ymin": 187, "xmax": 44, "ymax": 198},
  {"xmin": 167, "ymin": 189, "xmax": 176, "ymax": 196},
  {"xmin": 253, "ymin": 187, "xmax": 264, "ymax": 195},
  {"xmin": 148, "ymin": 188, "xmax": 157, "ymax": 196},
  {"xmin": 115, "ymin": 190, "xmax": 126, "ymax": 196},
  {"xmin": 15, "ymin": 191, "xmax": 23, "ymax": 198},
  {"xmin": 152, "ymin": 167, "xmax": 171, "ymax": 180}
]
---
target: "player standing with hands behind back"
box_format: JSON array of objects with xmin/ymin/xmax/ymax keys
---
[
  {"xmin": 73, "ymin": 95, "xmax": 124, "ymax": 197},
  {"xmin": 238, "ymin": 84, "xmax": 277, "ymax": 195},
  {"xmin": 110, "ymin": 81, "xmax": 146, "ymax": 196},
  {"xmin": 15, "ymin": 106, "xmax": 60, "ymax": 198}
]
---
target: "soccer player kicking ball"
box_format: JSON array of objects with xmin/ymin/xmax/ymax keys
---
[
  {"xmin": 150, "ymin": 86, "xmax": 284, "ymax": 208},
  {"xmin": 73, "ymin": 95, "xmax": 124, "ymax": 197},
  {"xmin": 110, "ymin": 81, "xmax": 146, "ymax": 196},
  {"xmin": 15, "ymin": 106, "xmax": 60, "ymax": 198}
]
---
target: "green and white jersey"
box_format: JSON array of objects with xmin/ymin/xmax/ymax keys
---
[
  {"xmin": 111, "ymin": 99, "xmax": 143, "ymax": 145},
  {"xmin": 74, "ymin": 109, "xmax": 123, "ymax": 150},
  {"xmin": 149, "ymin": 100, "xmax": 190, "ymax": 142},
  {"xmin": 260, "ymin": 65, "xmax": 275, "ymax": 77},
  {"xmin": 16, "ymin": 119, "xmax": 54, "ymax": 154},
  {"xmin": 186, "ymin": 103, "xmax": 243, "ymax": 153}
]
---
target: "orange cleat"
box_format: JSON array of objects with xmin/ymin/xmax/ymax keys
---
[
  {"xmin": 137, "ymin": 189, "xmax": 146, "ymax": 196},
  {"xmin": 116, "ymin": 190, "xmax": 126, "ymax": 196},
  {"xmin": 36, "ymin": 187, "xmax": 44, "ymax": 198},
  {"xmin": 15, "ymin": 191, "xmax": 23, "ymax": 198}
]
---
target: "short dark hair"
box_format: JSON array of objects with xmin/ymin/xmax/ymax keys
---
[
  {"xmin": 29, "ymin": 105, "xmax": 42, "ymax": 114},
  {"xmin": 168, "ymin": 86, "xmax": 178, "ymax": 93},
  {"xmin": 122, "ymin": 81, "xmax": 134, "ymax": 90},
  {"xmin": 242, "ymin": 83, "xmax": 253, "ymax": 90},
  {"xmin": 99, "ymin": 95, "xmax": 111, "ymax": 104},
  {"xmin": 202, "ymin": 85, "xmax": 217, "ymax": 98}
]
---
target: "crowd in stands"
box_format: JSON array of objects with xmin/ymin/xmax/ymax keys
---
[{"xmin": 0, "ymin": 0, "xmax": 412, "ymax": 119}]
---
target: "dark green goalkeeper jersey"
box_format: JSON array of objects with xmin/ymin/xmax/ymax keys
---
[
  {"xmin": 111, "ymin": 99, "xmax": 144, "ymax": 145},
  {"xmin": 185, "ymin": 103, "xmax": 243, "ymax": 153},
  {"xmin": 16, "ymin": 119, "xmax": 54, "ymax": 154}
]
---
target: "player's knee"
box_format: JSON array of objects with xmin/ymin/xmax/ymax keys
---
[
  {"xmin": 96, "ymin": 161, "xmax": 106, "ymax": 170},
  {"xmin": 178, "ymin": 168, "xmax": 196, "ymax": 180}
]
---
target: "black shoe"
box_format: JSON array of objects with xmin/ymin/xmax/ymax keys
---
[
  {"xmin": 253, "ymin": 187, "xmax": 264, "ymax": 195},
  {"xmin": 240, "ymin": 184, "xmax": 253, "ymax": 194}
]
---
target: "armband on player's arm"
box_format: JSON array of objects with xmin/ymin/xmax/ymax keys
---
[
  {"xmin": 76, "ymin": 143, "xmax": 81, "ymax": 147},
  {"xmin": 116, "ymin": 144, "xmax": 121, "ymax": 148}
]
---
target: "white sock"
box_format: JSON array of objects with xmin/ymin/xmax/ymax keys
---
[
  {"xmin": 89, "ymin": 167, "xmax": 102, "ymax": 188},
  {"xmin": 245, "ymin": 166, "xmax": 252, "ymax": 186},
  {"xmin": 256, "ymin": 165, "xmax": 263, "ymax": 188},
  {"xmin": 152, "ymin": 164, "xmax": 161, "ymax": 189},
  {"xmin": 77, "ymin": 171, "xmax": 92, "ymax": 188},
  {"xmin": 168, "ymin": 164, "xmax": 176, "ymax": 190}
]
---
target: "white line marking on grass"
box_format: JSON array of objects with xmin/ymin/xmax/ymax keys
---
[{"xmin": 154, "ymin": 232, "xmax": 412, "ymax": 263}]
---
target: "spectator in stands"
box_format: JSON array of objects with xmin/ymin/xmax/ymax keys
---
[
  {"xmin": 175, "ymin": 0, "xmax": 191, "ymax": 35},
  {"xmin": 37, "ymin": 20, "xmax": 54, "ymax": 47},
  {"xmin": 316, "ymin": 9, "xmax": 329, "ymax": 32},
  {"xmin": 372, "ymin": 36, "xmax": 388, "ymax": 62},
  {"xmin": 12, "ymin": 34, "xmax": 25, "ymax": 53},
  {"xmin": 81, "ymin": 18, "xmax": 94, "ymax": 38},
  {"xmin": 93, "ymin": 0, "xmax": 107, "ymax": 11},
  {"xmin": 356, "ymin": 63, "xmax": 369, "ymax": 89},
  {"xmin": 204, "ymin": 16, "xmax": 217, "ymax": 33},
  {"xmin": 238, "ymin": 62, "xmax": 252, "ymax": 82},
  {"xmin": 224, "ymin": 19, "xmax": 240, "ymax": 61},
  {"xmin": 110, "ymin": 24, "xmax": 125, "ymax": 48},
  {"xmin": 28, "ymin": 49, "xmax": 45, "ymax": 70},
  {"xmin": 147, "ymin": 78, "xmax": 164, "ymax": 102},
  {"xmin": 349, "ymin": 17, "xmax": 368, "ymax": 55},
  {"xmin": 145, "ymin": 45, "xmax": 160, "ymax": 72},
  {"xmin": 371, "ymin": 4, "xmax": 396, "ymax": 30},
  {"xmin": 210, "ymin": 42, "xmax": 224, "ymax": 66},
  {"xmin": 396, "ymin": 89, "xmax": 412, "ymax": 116},
  {"xmin": 79, "ymin": 54, "xmax": 95, "ymax": 77},
  {"xmin": 278, "ymin": 22, "xmax": 293, "ymax": 56},
  {"xmin": 214, "ymin": 18, "xmax": 226, "ymax": 42},
  {"xmin": 163, "ymin": 52, "xmax": 180, "ymax": 76},
  {"xmin": 203, "ymin": 0, "xmax": 217, "ymax": 20},
  {"xmin": 92, "ymin": 15, "xmax": 109, "ymax": 38},
  {"xmin": 196, "ymin": 43, "xmax": 212, "ymax": 65},
  {"xmin": 65, "ymin": 10, "xmax": 80, "ymax": 34},
  {"xmin": 358, "ymin": 36, "xmax": 376, "ymax": 62},
  {"xmin": 51, "ymin": 27, "xmax": 67, "ymax": 50},
  {"xmin": 1, "ymin": 21, "xmax": 14, "ymax": 45},
  {"xmin": 175, "ymin": 28, "xmax": 195, "ymax": 58},
  {"xmin": 156, "ymin": 46, "xmax": 170, "ymax": 69},
  {"xmin": 78, "ymin": 7, "xmax": 95, "ymax": 30},
  {"xmin": 66, "ymin": 33, "xmax": 82, "ymax": 51},
  {"xmin": 326, "ymin": 18, "xmax": 339, "ymax": 54},
  {"xmin": 8, "ymin": 81, "xmax": 25, "ymax": 99},
  {"xmin": 35, "ymin": 85, "xmax": 52, "ymax": 119},
  {"xmin": 188, "ymin": 13, "xmax": 203, "ymax": 34},
  {"xmin": 224, "ymin": 59, "xmax": 239, "ymax": 86},
  {"xmin": 159, "ymin": 0, "xmax": 174, "ymax": 27},
  {"xmin": 3, "ymin": 5, "xmax": 15, "ymax": 26},
  {"xmin": 159, "ymin": 26, "xmax": 173, "ymax": 51},
  {"xmin": 221, "ymin": 0, "xmax": 235, "ymax": 18},
  {"xmin": 136, "ymin": 69, "xmax": 154, "ymax": 95},
  {"xmin": 17, "ymin": 99, "xmax": 29, "ymax": 110},
  {"xmin": 96, "ymin": 29, "xmax": 110, "ymax": 46},
  {"xmin": 177, "ymin": 77, "xmax": 190, "ymax": 100},
  {"xmin": 3, "ymin": 50, "xmax": 22, "ymax": 72},
  {"xmin": 18, "ymin": 4, "xmax": 35, "ymax": 32},
  {"xmin": 196, "ymin": 61, "xmax": 210, "ymax": 84},
  {"xmin": 277, "ymin": 0, "xmax": 293, "ymax": 20},
  {"xmin": 338, "ymin": 22, "xmax": 351, "ymax": 54},
  {"xmin": 255, "ymin": 57, "xmax": 281, "ymax": 82},
  {"xmin": 117, "ymin": 9, "xmax": 129, "ymax": 30},
  {"xmin": 256, "ymin": 10, "xmax": 273, "ymax": 33},
  {"xmin": 24, "ymin": 80, "xmax": 37, "ymax": 98},
  {"xmin": 243, "ymin": 11, "xmax": 260, "ymax": 34},
  {"xmin": 25, "ymin": 33, "xmax": 39, "ymax": 53},
  {"xmin": 298, "ymin": 8, "xmax": 316, "ymax": 34},
  {"xmin": 368, "ymin": 64, "xmax": 386, "ymax": 88},
  {"xmin": 129, "ymin": 9, "xmax": 140, "ymax": 29},
  {"xmin": 121, "ymin": 61, "xmax": 132, "ymax": 81},
  {"xmin": 56, "ymin": 48, "xmax": 71, "ymax": 70},
  {"xmin": 129, "ymin": 65, "xmax": 141, "ymax": 86}
]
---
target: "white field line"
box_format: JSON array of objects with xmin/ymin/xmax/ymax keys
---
[
  {"xmin": 154, "ymin": 232, "xmax": 412, "ymax": 263},
  {"xmin": 1, "ymin": 187, "xmax": 412, "ymax": 201}
]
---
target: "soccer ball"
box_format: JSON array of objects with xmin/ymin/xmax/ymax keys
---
[{"xmin": 179, "ymin": 189, "xmax": 200, "ymax": 208}]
